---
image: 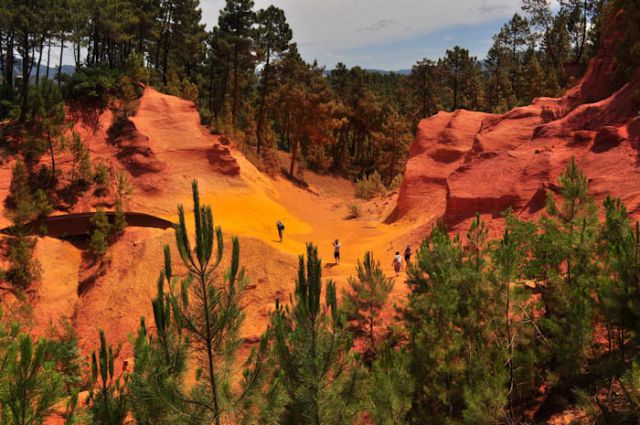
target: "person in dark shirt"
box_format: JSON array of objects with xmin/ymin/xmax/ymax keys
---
[{"xmin": 276, "ymin": 220, "xmax": 285, "ymax": 242}]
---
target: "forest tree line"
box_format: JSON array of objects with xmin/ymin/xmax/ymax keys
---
[{"xmin": 0, "ymin": 0, "xmax": 618, "ymax": 186}]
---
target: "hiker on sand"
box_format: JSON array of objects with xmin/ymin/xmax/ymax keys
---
[
  {"xmin": 404, "ymin": 245, "xmax": 412, "ymax": 265},
  {"xmin": 276, "ymin": 220, "xmax": 285, "ymax": 242},
  {"xmin": 332, "ymin": 239, "xmax": 341, "ymax": 264},
  {"xmin": 392, "ymin": 251, "xmax": 403, "ymax": 277}
]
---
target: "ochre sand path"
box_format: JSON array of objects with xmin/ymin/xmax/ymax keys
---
[{"xmin": 128, "ymin": 87, "xmax": 422, "ymax": 277}]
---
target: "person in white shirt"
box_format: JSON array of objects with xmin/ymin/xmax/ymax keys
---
[
  {"xmin": 392, "ymin": 251, "xmax": 403, "ymax": 277},
  {"xmin": 332, "ymin": 239, "xmax": 341, "ymax": 264}
]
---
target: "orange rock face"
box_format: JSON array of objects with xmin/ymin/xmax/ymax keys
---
[{"xmin": 393, "ymin": 10, "xmax": 640, "ymax": 235}]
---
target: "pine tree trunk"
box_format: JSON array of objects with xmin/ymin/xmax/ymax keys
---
[
  {"xmin": 0, "ymin": 30, "xmax": 4, "ymax": 84},
  {"xmin": 208, "ymin": 54, "xmax": 215, "ymax": 116},
  {"xmin": 232, "ymin": 42, "xmax": 239, "ymax": 129},
  {"xmin": 48, "ymin": 134, "xmax": 56, "ymax": 186},
  {"xmin": 422, "ymin": 85, "xmax": 427, "ymax": 118},
  {"xmin": 19, "ymin": 32, "xmax": 30, "ymax": 123},
  {"xmin": 368, "ymin": 301, "xmax": 376, "ymax": 365},
  {"xmin": 57, "ymin": 34, "xmax": 64, "ymax": 87},
  {"xmin": 199, "ymin": 270, "xmax": 222, "ymax": 425},
  {"xmin": 578, "ymin": 0, "xmax": 588, "ymax": 63},
  {"xmin": 35, "ymin": 36, "xmax": 44, "ymax": 85},
  {"xmin": 161, "ymin": 7, "xmax": 173, "ymax": 86},
  {"xmin": 505, "ymin": 274, "xmax": 515, "ymax": 421},
  {"xmin": 289, "ymin": 137, "xmax": 298, "ymax": 177},
  {"xmin": 6, "ymin": 31, "xmax": 14, "ymax": 89},
  {"xmin": 453, "ymin": 59, "xmax": 459, "ymax": 110},
  {"xmin": 256, "ymin": 45, "xmax": 271, "ymax": 155},
  {"xmin": 216, "ymin": 53, "xmax": 230, "ymax": 118},
  {"xmin": 46, "ymin": 37, "xmax": 51, "ymax": 79}
]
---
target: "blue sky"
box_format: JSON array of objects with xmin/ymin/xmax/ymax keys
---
[
  {"xmin": 201, "ymin": 0, "xmax": 526, "ymax": 70},
  {"xmin": 321, "ymin": 19, "xmax": 514, "ymax": 70}
]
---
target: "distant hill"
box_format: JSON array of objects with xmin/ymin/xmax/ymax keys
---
[
  {"xmin": 8, "ymin": 64, "xmax": 75, "ymax": 84},
  {"xmin": 323, "ymin": 68, "xmax": 411, "ymax": 76},
  {"xmin": 365, "ymin": 69, "xmax": 411, "ymax": 75}
]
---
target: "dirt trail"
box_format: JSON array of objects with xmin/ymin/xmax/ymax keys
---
[{"xmin": 126, "ymin": 87, "xmax": 419, "ymax": 291}]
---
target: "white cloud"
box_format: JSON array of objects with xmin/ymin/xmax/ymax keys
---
[
  {"xmin": 201, "ymin": 0, "xmax": 524, "ymax": 67},
  {"xmin": 356, "ymin": 19, "xmax": 397, "ymax": 33}
]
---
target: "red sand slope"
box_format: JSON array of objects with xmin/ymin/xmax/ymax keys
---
[{"xmin": 393, "ymin": 10, "xmax": 640, "ymax": 236}]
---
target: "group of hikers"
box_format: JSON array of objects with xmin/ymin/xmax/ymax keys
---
[{"xmin": 276, "ymin": 220, "xmax": 412, "ymax": 277}]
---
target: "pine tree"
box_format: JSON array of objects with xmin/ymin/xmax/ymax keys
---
[
  {"xmin": 367, "ymin": 348, "xmax": 413, "ymax": 425},
  {"xmin": 406, "ymin": 58, "xmax": 440, "ymax": 121},
  {"xmin": 441, "ymin": 46, "xmax": 484, "ymax": 111},
  {"xmin": 489, "ymin": 220, "xmax": 538, "ymax": 422},
  {"xmin": 144, "ymin": 180, "xmax": 266, "ymax": 425},
  {"xmin": 254, "ymin": 5, "xmax": 291, "ymax": 155},
  {"xmin": 342, "ymin": 251, "xmax": 394, "ymax": 366},
  {"xmin": 0, "ymin": 308, "xmax": 77, "ymax": 424},
  {"xmin": 405, "ymin": 223, "xmax": 508, "ymax": 424},
  {"xmin": 23, "ymin": 77, "xmax": 66, "ymax": 184},
  {"xmin": 0, "ymin": 330, "xmax": 65, "ymax": 425},
  {"xmin": 129, "ymin": 256, "xmax": 189, "ymax": 424},
  {"xmin": 275, "ymin": 49, "xmax": 337, "ymax": 178},
  {"xmin": 6, "ymin": 159, "xmax": 38, "ymax": 228},
  {"xmin": 271, "ymin": 243, "xmax": 363, "ymax": 424},
  {"xmin": 560, "ymin": 0, "xmax": 598, "ymax": 63},
  {"xmin": 526, "ymin": 158, "xmax": 598, "ymax": 401},
  {"xmin": 524, "ymin": 49, "xmax": 546, "ymax": 101},
  {"xmin": 372, "ymin": 109, "xmax": 413, "ymax": 186},
  {"xmin": 4, "ymin": 160, "xmax": 46, "ymax": 288},
  {"xmin": 69, "ymin": 131, "xmax": 92, "ymax": 189},
  {"xmin": 88, "ymin": 330, "xmax": 128, "ymax": 425},
  {"xmin": 171, "ymin": 0, "xmax": 206, "ymax": 82},
  {"xmin": 90, "ymin": 207, "xmax": 111, "ymax": 256},
  {"xmin": 485, "ymin": 39, "xmax": 514, "ymax": 112},
  {"xmin": 599, "ymin": 196, "xmax": 640, "ymax": 351},
  {"xmin": 218, "ymin": 0, "xmax": 256, "ymax": 129}
]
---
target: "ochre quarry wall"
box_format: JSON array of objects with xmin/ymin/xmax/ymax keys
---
[{"xmin": 392, "ymin": 10, "xmax": 640, "ymax": 235}]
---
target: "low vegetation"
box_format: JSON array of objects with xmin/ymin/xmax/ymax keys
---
[
  {"xmin": 355, "ymin": 171, "xmax": 387, "ymax": 200},
  {"xmin": 346, "ymin": 202, "xmax": 361, "ymax": 219},
  {"xmin": 1, "ymin": 162, "xmax": 640, "ymax": 422}
]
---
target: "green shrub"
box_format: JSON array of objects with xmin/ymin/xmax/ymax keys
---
[
  {"xmin": 388, "ymin": 174, "xmax": 403, "ymax": 191},
  {"xmin": 112, "ymin": 199, "xmax": 127, "ymax": 237},
  {"xmin": 70, "ymin": 132, "xmax": 92, "ymax": 187},
  {"xmin": 163, "ymin": 71, "xmax": 198, "ymax": 102},
  {"xmin": 347, "ymin": 203, "xmax": 361, "ymax": 219},
  {"xmin": 66, "ymin": 66, "xmax": 120, "ymax": 109},
  {"xmin": 88, "ymin": 330, "xmax": 128, "ymax": 424},
  {"xmin": 7, "ymin": 235, "xmax": 41, "ymax": 288},
  {"xmin": 93, "ymin": 163, "xmax": 111, "ymax": 196},
  {"xmin": 355, "ymin": 171, "xmax": 386, "ymax": 200},
  {"xmin": 89, "ymin": 208, "xmax": 110, "ymax": 256}
]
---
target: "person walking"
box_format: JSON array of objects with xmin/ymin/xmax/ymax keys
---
[
  {"xmin": 332, "ymin": 239, "xmax": 342, "ymax": 264},
  {"xmin": 404, "ymin": 245, "xmax": 412, "ymax": 265},
  {"xmin": 276, "ymin": 220, "xmax": 285, "ymax": 242},
  {"xmin": 392, "ymin": 251, "xmax": 403, "ymax": 277}
]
